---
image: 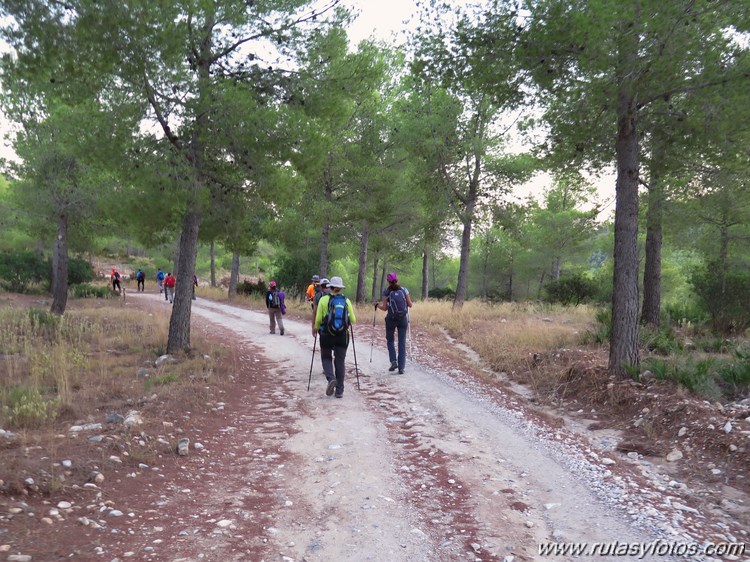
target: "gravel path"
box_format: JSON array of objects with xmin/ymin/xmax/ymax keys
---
[
  {"xmin": 184, "ymin": 297, "xmax": 691, "ymax": 562},
  {"xmin": 4, "ymin": 293, "xmax": 745, "ymax": 562}
]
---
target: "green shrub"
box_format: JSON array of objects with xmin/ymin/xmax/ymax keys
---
[
  {"xmin": 690, "ymin": 263, "xmax": 750, "ymax": 333},
  {"xmin": 717, "ymin": 345, "xmax": 750, "ymax": 399},
  {"xmin": 584, "ymin": 307, "xmax": 611, "ymax": 344},
  {"xmin": 236, "ymin": 279, "xmax": 267, "ymax": 296},
  {"xmin": 67, "ymin": 257, "xmax": 95, "ymax": 285},
  {"xmin": 0, "ymin": 251, "xmax": 49, "ymax": 292},
  {"xmin": 693, "ymin": 335, "xmax": 730, "ymax": 353},
  {"xmin": 429, "ymin": 286, "xmax": 456, "ymax": 300},
  {"xmin": 145, "ymin": 372, "xmax": 179, "ymax": 391},
  {"xmin": 71, "ymin": 283, "xmax": 111, "ymax": 299},
  {"xmin": 641, "ymin": 353, "xmax": 750, "ymax": 402},
  {"xmin": 543, "ymin": 273, "xmax": 598, "ymax": 306},
  {"xmin": 663, "ymin": 302, "xmax": 706, "ymax": 326},
  {"xmin": 2, "ymin": 386, "xmax": 60, "ymax": 429},
  {"xmin": 641, "ymin": 324, "xmax": 681, "ymax": 355},
  {"xmin": 28, "ymin": 308, "xmax": 60, "ymax": 330}
]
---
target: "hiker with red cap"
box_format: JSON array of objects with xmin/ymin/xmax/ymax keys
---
[
  {"xmin": 266, "ymin": 280, "xmax": 286, "ymax": 335},
  {"xmin": 375, "ymin": 272, "xmax": 413, "ymax": 374}
]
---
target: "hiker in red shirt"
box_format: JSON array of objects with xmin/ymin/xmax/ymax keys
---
[{"xmin": 164, "ymin": 272, "xmax": 176, "ymax": 303}]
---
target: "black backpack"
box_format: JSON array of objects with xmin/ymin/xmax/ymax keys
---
[
  {"xmin": 324, "ymin": 294, "xmax": 349, "ymax": 335},
  {"xmin": 388, "ymin": 288, "xmax": 408, "ymax": 319}
]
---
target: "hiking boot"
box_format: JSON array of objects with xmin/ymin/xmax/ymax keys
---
[
  {"xmin": 270, "ymin": 331, "xmax": 275, "ymax": 334},
  {"xmin": 398, "ymin": 369, "xmax": 404, "ymax": 374},
  {"xmin": 334, "ymin": 392, "xmax": 343, "ymax": 398},
  {"xmin": 280, "ymin": 329, "xmax": 284, "ymax": 335},
  {"xmin": 326, "ymin": 379, "xmax": 336, "ymax": 396},
  {"xmin": 388, "ymin": 363, "xmax": 398, "ymax": 372}
]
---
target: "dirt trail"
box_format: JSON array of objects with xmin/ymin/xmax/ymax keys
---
[
  {"xmin": 183, "ymin": 297, "xmax": 661, "ymax": 561},
  {"xmin": 3, "ymin": 294, "xmax": 736, "ymax": 561}
]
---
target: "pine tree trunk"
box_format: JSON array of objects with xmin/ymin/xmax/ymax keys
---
[
  {"xmin": 228, "ymin": 252, "xmax": 240, "ymax": 300},
  {"xmin": 507, "ymin": 258, "xmax": 514, "ymax": 301},
  {"xmin": 609, "ymin": 87, "xmax": 641, "ymax": 379},
  {"xmin": 355, "ymin": 224, "xmax": 369, "ymax": 304},
  {"xmin": 210, "ymin": 240, "xmax": 216, "ymax": 288},
  {"xmin": 379, "ymin": 262, "xmax": 387, "ymax": 298},
  {"xmin": 371, "ymin": 254, "xmax": 379, "ymax": 302},
  {"xmin": 453, "ymin": 157, "xmax": 480, "ymax": 309},
  {"xmin": 167, "ymin": 209, "xmax": 201, "ymax": 353},
  {"xmin": 641, "ymin": 173, "xmax": 663, "ymax": 327},
  {"xmin": 421, "ymin": 247, "xmax": 430, "ymax": 301},
  {"xmin": 50, "ymin": 213, "xmax": 69, "ymax": 315}
]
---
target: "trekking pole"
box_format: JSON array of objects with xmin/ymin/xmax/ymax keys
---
[
  {"xmin": 407, "ymin": 310, "xmax": 413, "ymax": 358},
  {"xmin": 307, "ymin": 333, "xmax": 317, "ymax": 391},
  {"xmin": 350, "ymin": 325, "xmax": 361, "ymax": 391},
  {"xmin": 369, "ymin": 304, "xmax": 377, "ymax": 363}
]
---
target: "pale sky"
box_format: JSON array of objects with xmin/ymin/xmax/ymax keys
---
[{"xmin": 343, "ymin": 0, "xmax": 420, "ymax": 45}]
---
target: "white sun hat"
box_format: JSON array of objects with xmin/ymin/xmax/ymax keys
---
[{"xmin": 328, "ymin": 276, "xmax": 345, "ymax": 288}]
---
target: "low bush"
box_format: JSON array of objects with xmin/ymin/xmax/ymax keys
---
[
  {"xmin": 543, "ymin": 273, "xmax": 598, "ymax": 306},
  {"xmin": 429, "ymin": 286, "xmax": 455, "ymax": 300},
  {"xmin": 582, "ymin": 307, "xmax": 611, "ymax": 345},
  {"xmin": 0, "ymin": 251, "xmax": 49, "ymax": 293},
  {"xmin": 1, "ymin": 386, "xmax": 60, "ymax": 429},
  {"xmin": 641, "ymin": 324, "xmax": 681, "ymax": 355},
  {"xmin": 67, "ymin": 257, "xmax": 95, "ymax": 285},
  {"xmin": 236, "ymin": 279, "xmax": 268, "ymax": 296},
  {"xmin": 71, "ymin": 283, "xmax": 111, "ymax": 299},
  {"xmin": 641, "ymin": 347, "xmax": 750, "ymax": 402}
]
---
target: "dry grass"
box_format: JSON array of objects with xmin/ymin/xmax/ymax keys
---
[
  {"xmin": 414, "ymin": 300, "xmax": 598, "ymax": 372},
  {"xmin": 0, "ymin": 299, "xmax": 222, "ymax": 431}
]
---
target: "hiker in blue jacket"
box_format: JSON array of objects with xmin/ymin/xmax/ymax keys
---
[{"xmin": 376, "ymin": 272, "xmax": 413, "ymax": 374}]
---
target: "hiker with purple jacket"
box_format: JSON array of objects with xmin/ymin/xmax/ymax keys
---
[{"xmin": 266, "ymin": 281, "xmax": 285, "ymax": 335}]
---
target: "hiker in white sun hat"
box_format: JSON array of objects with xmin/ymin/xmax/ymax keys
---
[{"xmin": 313, "ymin": 276, "xmax": 357, "ymax": 398}]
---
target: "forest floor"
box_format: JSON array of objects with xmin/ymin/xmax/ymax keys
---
[{"xmin": 1, "ymin": 291, "xmax": 749, "ymax": 562}]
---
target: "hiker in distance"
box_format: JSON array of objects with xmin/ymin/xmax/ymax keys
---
[
  {"xmin": 136, "ymin": 269, "xmax": 145, "ymax": 292},
  {"xmin": 164, "ymin": 272, "xmax": 176, "ymax": 303},
  {"xmin": 312, "ymin": 276, "xmax": 357, "ymax": 398},
  {"xmin": 311, "ymin": 277, "xmax": 331, "ymax": 326},
  {"xmin": 111, "ymin": 268, "xmax": 121, "ymax": 294},
  {"xmin": 306, "ymin": 274, "xmax": 320, "ymax": 312},
  {"xmin": 156, "ymin": 269, "xmax": 165, "ymax": 294},
  {"xmin": 376, "ymin": 272, "xmax": 413, "ymax": 374},
  {"xmin": 266, "ymin": 280, "xmax": 286, "ymax": 335}
]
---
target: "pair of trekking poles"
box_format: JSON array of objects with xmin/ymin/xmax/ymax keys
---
[
  {"xmin": 307, "ymin": 326, "xmax": 360, "ymax": 392},
  {"xmin": 368, "ymin": 306, "xmax": 412, "ymax": 363},
  {"xmin": 306, "ymin": 306, "xmax": 413, "ymax": 393}
]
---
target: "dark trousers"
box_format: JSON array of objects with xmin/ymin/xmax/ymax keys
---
[
  {"xmin": 137, "ymin": 279, "xmax": 144, "ymax": 291},
  {"xmin": 385, "ymin": 315, "xmax": 408, "ymax": 370},
  {"xmin": 319, "ymin": 332, "xmax": 348, "ymax": 395}
]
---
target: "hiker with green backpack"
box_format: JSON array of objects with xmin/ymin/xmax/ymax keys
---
[
  {"xmin": 312, "ymin": 276, "xmax": 357, "ymax": 398},
  {"xmin": 376, "ymin": 272, "xmax": 413, "ymax": 374}
]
